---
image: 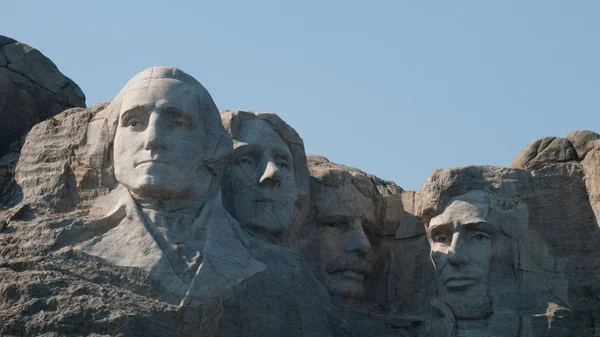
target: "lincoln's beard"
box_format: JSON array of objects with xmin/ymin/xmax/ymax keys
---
[{"xmin": 442, "ymin": 291, "xmax": 493, "ymax": 320}]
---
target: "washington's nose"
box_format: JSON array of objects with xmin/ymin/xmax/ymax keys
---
[
  {"xmin": 143, "ymin": 113, "xmax": 165, "ymax": 151},
  {"xmin": 344, "ymin": 220, "xmax": 372, "ymax": 255},
  {"xmin": 259, "ymin": 159, "xmax": 282, "ymax": 188}
]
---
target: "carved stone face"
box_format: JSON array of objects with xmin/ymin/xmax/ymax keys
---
[
  {"xmin": 226, "ymin": 118, "xmax": 298, "ymax": 235},
  {"xmin": 427, "ymin": 190, "xmax": 495, "ymax": 319},
  {"xmin": 308, "ymin": 180, "xmax": 375, "ymax": 299},
  {"xmin": 113, "ymin": 79, "xmax": 210, "ymax": 200}
]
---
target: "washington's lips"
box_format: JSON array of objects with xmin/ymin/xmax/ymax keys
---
[{"xmin": 444, "ymin": 276, "xmax": 478, "ymax": 290}]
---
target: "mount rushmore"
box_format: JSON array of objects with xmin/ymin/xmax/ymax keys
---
[{"xmin": 0, "ymin": 36, "xmax": 599, "ymax": 336}]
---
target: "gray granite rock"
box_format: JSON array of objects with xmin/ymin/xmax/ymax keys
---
[
  {"xmin": 511, "ymin": 136, "xmax": 578, "ymax": 170},
  {"xmin": 0, "ymin": 67, "xmax": 345, "ymax": 337},
  {"xmin": 0, "ymin": 36, "xmax": 85, "ymax": 158},
  {"xmin": 566, "ymin": 130, "xmax": 600, "ymax": 159}
]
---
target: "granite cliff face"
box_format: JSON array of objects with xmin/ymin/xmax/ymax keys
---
[
  {"xmin": 0, "ymin": 36, "xmax": 86, "ymax": 201},
  {"xmin": 0, "ymin": 40, "xmax": 599, "ymax": 336}
]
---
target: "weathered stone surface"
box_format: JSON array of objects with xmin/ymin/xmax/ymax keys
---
[
  {"xmin": 220, "ymin": 110, "xmax": 311, "ymax": 245},
  {"xmin": 0, "ymin": 68, "xmax": 344, "ymax": 336},
  {"xmin": 0, "ymin": 35, "xmax": 85, "ymax": 158},
  {"xmin": 511, "ymin": 136, "xmax": 578, "ymax": 170},
  {"xmin": 412, "ymin": 165, "xmax": 577, "ymax": 336},
  {"xmin": 300, "ymin": 156, "xmax": 385, "ymax": 301},
  {"xmin": 566, "ymin": 130, "xmax": 600, "ymax": 159},
  {"xmin": 1, "ymin": 59, "xmax": 599, "ymax": 336}
]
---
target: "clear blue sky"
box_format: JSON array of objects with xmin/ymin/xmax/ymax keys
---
[{"xmin": 2, "ymin": 1, "xmax": 599, "ymax": 191}]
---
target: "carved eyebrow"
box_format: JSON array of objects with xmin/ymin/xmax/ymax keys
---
[
  {"xmin": 462, "ymin": 222, "xmax": 495, "ymax": 234},
  {"xmin": 427, "ymin": 222, "xmax": 453, "ymax": 234},
  {"xmin": 232, "ymin": 144, "xmax": 262, "ymax": 158},
  {"xmin": 120, "ymin": 105, "xmax": 150, "ymax": 125},
  {"xmin": 271, "ymin": 146, "xmax": 292, "ymax": 163},
  {"xmin": 163, "ymin": 106, "xmax": 194, "ymax": 126}
]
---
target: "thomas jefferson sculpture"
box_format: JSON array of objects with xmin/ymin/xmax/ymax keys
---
[{"xmin": 220, "ymin": 110, "xmax": 310, "ymax": 244}]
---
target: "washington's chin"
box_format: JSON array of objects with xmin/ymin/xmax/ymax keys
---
[{"xmin": 122, "ymin": 175, "xmax": 187, "ymax": 198}]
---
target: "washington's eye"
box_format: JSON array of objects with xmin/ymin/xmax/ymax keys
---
[
  {"xmin": 126, "ymin": 119, "xmax": 140, "ymax": 128},
  {"xmin": 278, "ymin": 162, "xmax": 290, "ymax": 170},
  {"xmin": 173, "ymin": 121, "xmax": 187, "ymax": 128}
]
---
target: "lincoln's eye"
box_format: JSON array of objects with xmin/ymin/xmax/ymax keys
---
[{"xmin": 236, "ymin": 157, "xmax": 253, "ymax": 166}]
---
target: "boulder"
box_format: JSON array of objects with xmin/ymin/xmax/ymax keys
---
[
  {"xmin": 511, "ymin": 136, "xmax": 577, "ymax": 170},
  {"xmin": 0, "ymin": 35, "xmax": 85, "ymax": 158},
  {"xmin": 566, "ymin": 130, "xmax": 600, "ymax": 159}
]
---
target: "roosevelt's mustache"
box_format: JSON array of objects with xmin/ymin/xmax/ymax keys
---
[{"xmin": 326, "ymin": 256, "xmax": 373, "ymax": 275}]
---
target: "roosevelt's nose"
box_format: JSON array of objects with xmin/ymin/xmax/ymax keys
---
[
  {"xmin": 446, "ymin": 234, "xmax": 468, "ymax": 266},
  {"xmin": 259, "ymin": 157, "xmax": 282, "ymax": 188},
  {"xmin": 344, "ymin": 219, "xmax": 372, "ymax": 255},
  {"xmin": 143, "ymin": 112, "xmax": 165, "ymax": 151}
]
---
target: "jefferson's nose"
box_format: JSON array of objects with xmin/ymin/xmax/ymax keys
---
[
  {"xmin": 259, "ymin": 159, "xmax": 282, "ymax": 188},
  {"xmin": 344, "ymin": 219, "xmax": 372, "ymax": 255},
  {"xmin": 143, "ymin": 113, "xmax": 165, "ymax": 151}
]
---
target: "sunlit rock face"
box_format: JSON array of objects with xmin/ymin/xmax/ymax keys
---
[
  {"xmin": 299, "ymin": 156, "xmax": 383, "ymax": 301},
  {"xmin": 0, "ymin": 35, "xmax": 85, "ymax": 195},
  {"xmin": 416, "ymin": 166, "xmax": 576, "ymax": 336},
  {"xmin": 0, "ymin": 51, "xmax": 598, "ymax": 336},
  {"xmin": 0, "ymin": 68, "xmax": 342, "ymax": 337},
  {"xmin": 220, "ymin": 110, "xmax": 310, "ymax": 244}
]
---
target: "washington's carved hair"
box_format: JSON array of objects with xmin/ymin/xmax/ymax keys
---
[{"xmin": 92, "ymin": 66, "xmax": 233, "ymax": 184}]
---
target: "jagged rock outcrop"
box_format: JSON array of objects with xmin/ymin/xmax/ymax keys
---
[
  {"xmin": 511, "ymin": 136, "xmax": 578, "ymax": 170},
  {"xmin": 1, "ymin": 57, "xmax": 599, "ymax": 336},
  {"xmin": 0, "ymin": 35, "xmax": 86, "ymax": 199},
  {"xmin": 0, "ymin": 68, "xmax": 345, "ymax": 337},
  {"xmin": 0, "ymin": 36, "xmax": 86, "ymax": 158},
  {"xmin": 510, "ymin": 130, "xmax": 600, "ymax": 335}
]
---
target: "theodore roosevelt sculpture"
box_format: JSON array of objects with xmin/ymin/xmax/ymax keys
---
[
  {"xmin": 220, "ymin": 110, "xmax": 310, "ymax": 244},
  {"xmin": 299, "ymin": 156, "xmax": 381, "ymax": 300},
  {"xmin": 76, "ymin": 67, "xmax": 265, "ymax": 305}
]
